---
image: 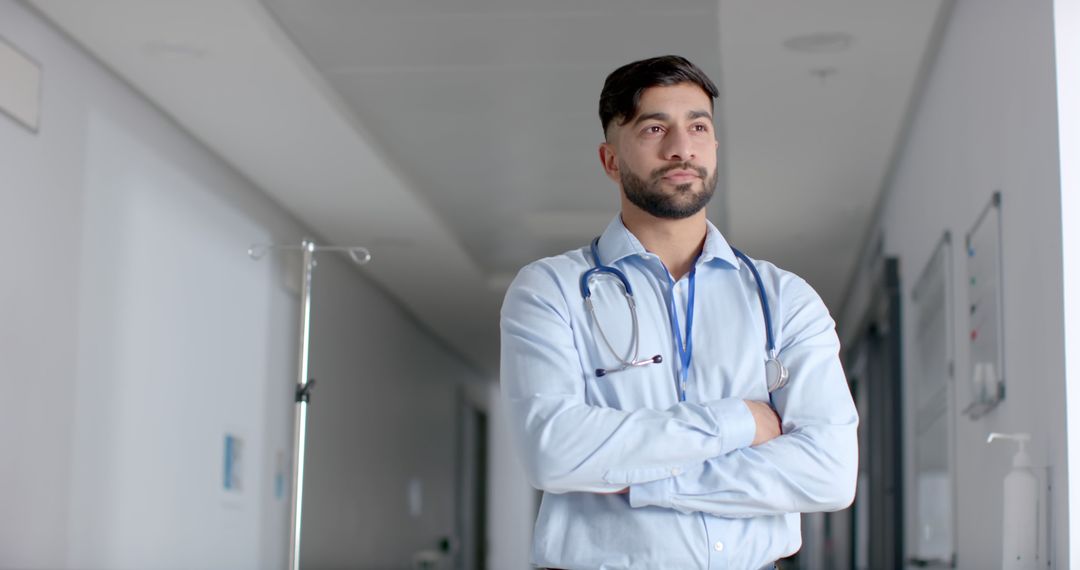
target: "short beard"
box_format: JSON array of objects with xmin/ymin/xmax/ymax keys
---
[{"xmin": 620, "ymin": 161, "xmax": 717, "ymax": 220}]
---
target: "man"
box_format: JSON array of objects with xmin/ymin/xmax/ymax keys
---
[{"xmin": 500, "ymin": 55, "xmax": 858, "ymax": 569}]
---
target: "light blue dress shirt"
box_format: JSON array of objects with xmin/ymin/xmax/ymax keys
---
[{"xmin": 500, "ymin": 216, "xmax": 859, "ymax": 569}]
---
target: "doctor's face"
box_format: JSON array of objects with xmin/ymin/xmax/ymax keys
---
[{"xmin": 600, "ymin": 82, "xmax": 719, "ymax": 219}]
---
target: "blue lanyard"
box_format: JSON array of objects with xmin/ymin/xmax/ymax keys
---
[{"xmin": 666, "ymin": 266, "xmax": 696, "ymax": 402}]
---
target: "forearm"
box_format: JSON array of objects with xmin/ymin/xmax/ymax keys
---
[
  {"xmin": 505, "ymin": 391, "xmax": 756, "ymax": 494},
  {"xmin": 628, "ymin": 419, "xmax": 858, "ymax": 517},
  {"xmin": 625, "ymin": 272, "xmax": 862, "ymax": 517}
]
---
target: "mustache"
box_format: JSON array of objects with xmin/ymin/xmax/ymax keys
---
[{"xmin": 652, "ymin": 162, "xmax": 708, "ymax": 179}]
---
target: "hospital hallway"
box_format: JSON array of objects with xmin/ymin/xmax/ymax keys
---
[{"xmin": 3, "ymin": 0, "xmax": 1080, "ymax": 568}]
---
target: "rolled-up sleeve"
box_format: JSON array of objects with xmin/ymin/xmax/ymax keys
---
[
  {"xmin": 628, "ymin": 275, "xmax": 858, "ymax": 516},
  {"xmin": 501, "ymin": 263, "xmax": 757, "ymax": 494}
]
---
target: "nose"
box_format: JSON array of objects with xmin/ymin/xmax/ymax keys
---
[{"xmin": 662, "ymin": 128, "xmax": 695, "ymax": 162}]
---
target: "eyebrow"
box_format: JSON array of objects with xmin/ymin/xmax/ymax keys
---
[{"xmin": 632, "ymin": 109, "xmax": 713, "ymax": 125}]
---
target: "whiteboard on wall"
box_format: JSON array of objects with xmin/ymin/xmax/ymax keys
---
[
  {"xmin": 911, "ymin": 232, "xmax": 955, "ymax": 566},
  {"xmin": 964, "ymin": 192, "xmax": 1005, "ymax": 418}
]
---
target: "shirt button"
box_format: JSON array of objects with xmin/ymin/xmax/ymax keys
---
[
  {"xmin": 671, "ymin": 467, "xmax": 682, "ymax": 476},
  {"xmin": 714, "ymin": 541, "xmax": 725, "ymax": 552}
]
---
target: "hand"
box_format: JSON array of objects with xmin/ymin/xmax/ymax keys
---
[{"xmin": 744, "ymin": 400, "xmax": 782, "ymax": 446}]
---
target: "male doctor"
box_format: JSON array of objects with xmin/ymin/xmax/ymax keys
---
[{"xmin": 500, "ymin": 55, "xmax": 858, "ymax": 569}]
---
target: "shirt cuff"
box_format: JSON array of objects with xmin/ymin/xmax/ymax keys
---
[
  {"xmin": 628, "ymin": 400, "xmax": 755, "ymax": 510},
  {"xmin": 628, "ymin": 475, "xmax": 676, "ymax": 509},
  {"xmin": 709, "ymin": 397, "xmax": 757, "ymax": 453}
]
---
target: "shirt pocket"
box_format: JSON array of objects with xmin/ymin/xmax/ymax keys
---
[
  {"xmin": 583, "ymin": 364, "xmax": 671, "ymax": 409},
  {"xmin": 698, "ymin": 352, "xmax": 771, "ymax": 402}
]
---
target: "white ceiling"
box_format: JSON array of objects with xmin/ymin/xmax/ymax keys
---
[
  {"xmin": 260, "ymin": 0, "xmax": 731, "ymax": 281},
  {"xmin": 28, "ymin": 0, "xmax": 946, "ymax": 375}
]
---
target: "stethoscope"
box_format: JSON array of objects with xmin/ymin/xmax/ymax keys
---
[{"xmin": 580, "ymin": 237, "xmax": 789, "ymax": 396}]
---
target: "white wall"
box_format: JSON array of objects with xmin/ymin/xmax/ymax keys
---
[
  {"xmin": 1055, "ymin": 1, "xmax": 1080, "ymax": 567},
  {"xmin": 0, "ymin": 3, "xmax": 81, "ymax": 565},
  {"xmin": 0, "ymin": 1, "xmax": 484, "ymax": 568},
  {"xmin": 484, "ymin": 382, "xmax": 536, "ymax": 570},
  {"xmin": 64, "ymin": 107, "xmax": 289, "ymax": 568},
  {"xmin": 299, "ymin": 253, "xmax": 471, "ymax": 568},
  {"xmin": 841, "ymin": 0, "xmax": 1068, "ymax": 567}
]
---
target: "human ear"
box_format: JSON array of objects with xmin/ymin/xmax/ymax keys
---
[{"xmin": 598, "ymin": 142, "xmax": 620, "ymax": 183}]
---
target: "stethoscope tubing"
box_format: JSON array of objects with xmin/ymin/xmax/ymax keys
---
[
  {"xmin": 731, "ymin": 248, "xmax": 777, "ymax": 357},
  {"xmin": 582, "ymin": 236, "xmax": 789, "ymax": 394}
]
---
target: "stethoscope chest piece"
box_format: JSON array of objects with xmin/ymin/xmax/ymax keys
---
[{"xmin": 765, "ymin": 355, "xmax": 789, "ymax": 393}]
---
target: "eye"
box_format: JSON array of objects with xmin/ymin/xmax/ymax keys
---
[
  {"xmin": 691, "ymin": 123, "xmax": 710, "ymax": 133},
  {"xmin": 642, "ymin": 125, "xmax": 665, "ymax": 136}
]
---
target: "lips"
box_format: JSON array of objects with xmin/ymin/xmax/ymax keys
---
[{"xmin": 661, "ymin": 170, "xmax": 701, "ymax": 183}]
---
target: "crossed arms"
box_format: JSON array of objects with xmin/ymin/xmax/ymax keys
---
[{"xmin": 499, "ymin": 264, "xmax": 858, "ymax": 518}]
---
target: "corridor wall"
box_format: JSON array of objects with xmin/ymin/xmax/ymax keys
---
[
  {"xmin": 839, "ymin": 0, "xmax": 1069, "ymax": 567},
  {"xmin": 0, "ymin": 1, "xmax": 480, "ymax": 568}
]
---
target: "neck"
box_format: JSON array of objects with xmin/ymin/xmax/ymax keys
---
[{"xmin": 620, "ymin": 204, "xmax": 707, "ymax": 280}]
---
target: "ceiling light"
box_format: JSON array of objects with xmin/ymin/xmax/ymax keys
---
[
  {"xmin": 142, "ymin": 40, "xmax": 207, "ymax": 60},
  {"xmin": 783, "ymin": 32, "xmax": 853, "ymax": 54}
]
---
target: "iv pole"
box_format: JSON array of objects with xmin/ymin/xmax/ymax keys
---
[{"xmin": 248, "ymin": 238, "xmax": 372, "ymax": 570}]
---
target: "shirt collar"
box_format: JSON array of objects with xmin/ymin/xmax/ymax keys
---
[{"xmin": 593, "ymin": 214, "xmax": 739, "ymax": 269}]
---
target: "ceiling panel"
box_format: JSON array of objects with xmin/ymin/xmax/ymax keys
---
[
  {"xmin": 720, "ymin": 0, "xmax": 946, "ymax": 308},
  {"xmin": 29, "ymin": 0, "xmax": 948, "ymax": 372},
  {"xmin": 265, "ymin": 0, "xmax": 727, "ymax": 274}
]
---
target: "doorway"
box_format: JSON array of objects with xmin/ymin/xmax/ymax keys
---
[
  {"xmin": 458, "ymin": 398, "xmax": 488, "ymax": 570},
  {"xmin": 846, "ymin": 257, "xmax": 905, "ymax": 570}
]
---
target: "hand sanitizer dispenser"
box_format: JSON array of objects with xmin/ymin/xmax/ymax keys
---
[{"xmin": 987, "ymin": 432, "xmax": 1039, "ymax": 570}]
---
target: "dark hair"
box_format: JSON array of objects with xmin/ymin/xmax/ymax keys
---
[{"xmin": 598, "ymin": 55, "xmax": 719, "ymax": 136}]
